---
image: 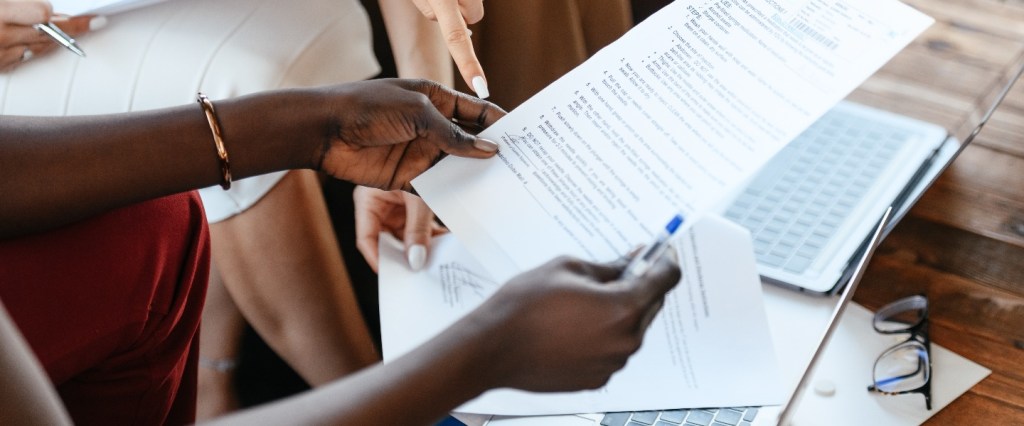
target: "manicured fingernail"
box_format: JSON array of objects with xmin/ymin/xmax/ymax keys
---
[
  {"xmin": 20, "ymin": 49, "xmax": 33, "ymax": 62},
  {"xmin": 407, "ymin": 244, "xmax": 427, "ymax": 271},
  {"xmin": 466, "ymin": 28, "xmax": 473, "ymax": 37},
  {"xmin": 474, "ymin": 138, "xmax": 499, "ymax": 153},
  {"xmin": 89, "ymin": 15, "xmax": 108, "ymax": 31},
  {"xmin": 472, "ymin": 76, "xmax": 489, "ymax": 99}
]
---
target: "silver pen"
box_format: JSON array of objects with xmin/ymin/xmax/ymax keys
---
[
  {"xmin": 33, "ymin": 22, "xmax": 85, "ymax": 57},
  {"xmin": 621, "ymin": 213, "xmax": 684, "ymax": 280}
]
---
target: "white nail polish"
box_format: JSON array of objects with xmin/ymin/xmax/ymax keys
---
[
  {"xmin": 20, "ymin": 49, "xmax": 33, "ymax": 62},
  {"xmin": 89, "ymin": 15, "xmax": 108, "ymax": 31},
  {"xmin": 407, "ymin": 244, "xmax": 427, "ymax": 271},
  {"xmin": 472, "ymin": 76, "xmax": 490, "ymax": 99}
]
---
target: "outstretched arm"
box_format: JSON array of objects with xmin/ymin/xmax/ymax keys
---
[
  {"xmin": 0, "ymin": 79, "xmax": 501, "ymax": 238},
  {"xmin": 378, "ymin": 0, "xmax": 453, "ymax": 86},
  {"xmin": 205, "ymin": 253, "xmax": 682, "ymax": 426}
]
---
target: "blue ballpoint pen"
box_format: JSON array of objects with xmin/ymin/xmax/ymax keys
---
[
  {"xmin": 33, "ymin": 22, "xmax": 85, "ymax": 57},
  {"xmin": 621, "ymin": 214, "xmax": 684, "ymax": 280}
]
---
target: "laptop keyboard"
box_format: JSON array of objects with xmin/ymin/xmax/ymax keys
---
[
  {"xmin": 724, "ymin": 108, "xmax": 910, "ymax": 275},
  {"xmin": 601, "ymin": 407, "xmax": 758, "ymax": 426}
]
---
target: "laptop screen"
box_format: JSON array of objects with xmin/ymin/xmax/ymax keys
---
[
  {"xmin": 949, "ymin": 51, "xmax": 1024, "ymax": 152},
  {"xmin": 717, "ymin": 29, "xmax": 1024, "ymax": 294},
  {"xmin": 885, "ymin": 51, "xmax": 1024, "ymax": 229},
  {"xmin": 844, "ymin": 13, "xmax": 1024, "ymax": 145},
  {"xmin": 776, "ymin": 207, "xmax": 893, "ymax": 425}
]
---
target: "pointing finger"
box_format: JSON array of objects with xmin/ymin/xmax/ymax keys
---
[{"xmin": 428, "ymin": 0, "xmax": 486, "ymax": 94}]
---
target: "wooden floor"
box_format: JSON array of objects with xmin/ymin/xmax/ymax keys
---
[{"xmin": 847, "ymin": 0, "xmax": 1024, "ymax": 423}]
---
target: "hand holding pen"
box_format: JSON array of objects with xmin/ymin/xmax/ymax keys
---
[
  {"xmin": 33, "ymin": 20, "xmax": 83, "ymax": 57},
  {"xmin": 0, "ymin": 1, "xmax": 105, "ymax": 70},
  {"xmin": 622, "ymin": 214, "xmax": 684, "ymax": 280},
  {"xmin": 620, "ymin": 213, "xmax": 684, "ymax": 332}
]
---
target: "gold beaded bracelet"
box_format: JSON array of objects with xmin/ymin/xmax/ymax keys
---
[{"xmin": 196, "ymin": 92, "xmax": 232, "ymax": 190}]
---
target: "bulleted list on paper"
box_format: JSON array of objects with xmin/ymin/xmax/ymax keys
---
[{"xmin": 414, "ymin": 0, "xmax": 932, "ymax": 283}]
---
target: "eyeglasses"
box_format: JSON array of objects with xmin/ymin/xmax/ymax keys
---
[{"xmin": 867, "ymin": 294, "xmax": 932, "ymax": 410}]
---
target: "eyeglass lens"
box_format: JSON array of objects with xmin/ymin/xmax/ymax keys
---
[
  {"xmin": 872, "ymin": 295, "xmax": 927, "ymax": 333},
  {"xmin": 873, "ymin": 340, "xmax": 930, "ymax": 392}
]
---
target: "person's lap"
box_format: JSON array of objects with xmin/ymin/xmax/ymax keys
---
[
  {"xmin": 0, "ymin": 192, "xmax": 210, "ymax": 425},
  {"xmin": 0, "ymin": 0, "xmax": 384, "ymax": 418}
]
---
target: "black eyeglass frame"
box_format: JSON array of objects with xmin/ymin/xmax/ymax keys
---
[{"xmin": 866, "ymin": 294, "xmax": 933, "ymax": 410}]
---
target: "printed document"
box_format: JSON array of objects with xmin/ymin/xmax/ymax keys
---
[
  {"xmin": 413, "ymin": 0, "xmax": 933, "ymax": 284},
  {"xmin": 380, "ymin": 216, "xmax": 783, "ymax": 415},
  {"xmin": 50, "ymin": 0, "xmax": 168, "ymax": 16}
]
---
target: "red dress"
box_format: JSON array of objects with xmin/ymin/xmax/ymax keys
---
[{"xmin": 0, "ymin": 192, "xmax": 210, "ymax": 425}]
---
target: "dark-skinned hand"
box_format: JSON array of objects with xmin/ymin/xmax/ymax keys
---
[
  {"xmin": 314, "ymin": 78, "xmax": 505, "ymax": 191},
  {"xmin": 469, "ymin": 251, "xmax": 682, "ymax": 392}
]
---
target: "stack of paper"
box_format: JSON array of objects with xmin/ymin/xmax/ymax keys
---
[
  {"xmin": 50, "ymin": 0, "xmax": 168, "ymax": 16},
  {"xmin": 412, "ymin": 0, "xmax": 933, "ymax": 284}
]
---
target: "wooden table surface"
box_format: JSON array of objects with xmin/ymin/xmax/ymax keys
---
[{"xmin": 843, "ymin": 0, "xmax": 1024, "ymax": 423}]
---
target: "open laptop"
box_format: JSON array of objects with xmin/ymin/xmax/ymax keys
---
[
  {"xmin": 474, "ymin": 208, "xmax": 892, "ymax": 426},
  {"xmin": 455, "ymin": 57, "xmax": 1024, "ymax": 426},
  {"xmin": 719, "ymin": 55, "xmax": 1024, "ymax": 294}
]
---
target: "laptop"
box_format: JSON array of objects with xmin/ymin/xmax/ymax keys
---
[
  {"xmin": 719, "ymin": 56, "xmax": 1024, "ymax": 294},
  {"xmin": 476, "ymin": 208, "xmax": 892, "ymax": 426}
]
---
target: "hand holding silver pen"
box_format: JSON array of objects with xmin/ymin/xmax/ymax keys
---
[
  {"xmin": 33, "ymin": 21, "xmax": 84, "ymax": 57},
  {"xmin": 0, "ymin": 2, "xmax": 105, "ymax": 69}
]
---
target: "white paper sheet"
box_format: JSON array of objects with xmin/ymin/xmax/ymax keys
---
[
  {"xmin": 50, "ymin": 0, "xmax": 168, "ymax": 16},
  {"xmin": 456, "ymin": 287, "xmax": 992, "ymax": 426},
  {"xmin": 380, "ymin": 215, "xmax": 783, "ymax": 415},
  {"xmin": 413, "ymin": 0, "xmax": 933, "ymax": 284},
  {"xmin": 791, "ymin": 302, "xmax": 991, "ymax": 426}
]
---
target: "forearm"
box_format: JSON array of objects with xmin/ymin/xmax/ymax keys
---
[
  {"xmin": 204, "ymin": 313, "xmax": 498, "ymax": 426},
  {"xmin": 0, "ymin": 89, "xmax": 324, "ymax": 238},
  {"xmin": 379, "ymin": 0, "xmax": 454, "ymax": 85}
]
